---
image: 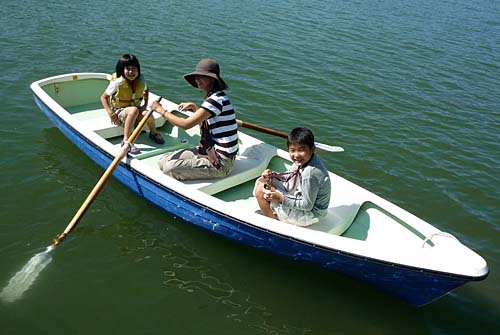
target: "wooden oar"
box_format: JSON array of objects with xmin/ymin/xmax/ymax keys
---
[
  {"xmin": 1, "ymin": 99, "xmax": 162, "ymax": 303},
  {"xmin": 236, "ymin": 120, "xmax": 344, "ymax": 152},
  {"xmin": 168, "ymin": 106, "xmax": 343, "ymax": 152},
  {"xmin": 52, "ymin": 100, "xmax": 161, "ymax": 246}
]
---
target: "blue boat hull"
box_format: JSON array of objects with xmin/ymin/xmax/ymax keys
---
[{"xmin": 33, "ymin": 93, "xmax": 478, "ymax": 306}]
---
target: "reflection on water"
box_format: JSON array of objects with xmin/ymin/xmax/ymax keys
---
[{"xmin": 129, "ymin": 236, "xmax": 312, "ymax": 335}]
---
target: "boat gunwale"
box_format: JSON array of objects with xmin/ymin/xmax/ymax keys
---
[{"xmin": 31, "ymin": 73, "xmax": 490, "ymax": 285}]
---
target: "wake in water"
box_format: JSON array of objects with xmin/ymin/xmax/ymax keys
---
[{"xmin": 0, "ymin": 246, "xmax": 54, "ymax": 303}]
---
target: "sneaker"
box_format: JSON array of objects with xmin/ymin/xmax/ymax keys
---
[
  {"xmin": 149, "ymin": 132, "xmax": 165, "ymax": 144},
  {"xmin": 121, "ymin": 140, "xmax": 141, "ymax": 155}
]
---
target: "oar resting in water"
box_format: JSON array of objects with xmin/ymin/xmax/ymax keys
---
[{"xmin": 0, "ymin": 99, "xmax": 161, "ymax": 303}]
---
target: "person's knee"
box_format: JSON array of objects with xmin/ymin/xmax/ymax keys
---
[
  {"xmin": 158, "ymin": 157, "xmax": 173, "ymax": 174},
  {"xmin": 255, "ymin": 182, "xmax": 265, "ymax": 197},
  {"xmin": 126, "ymin": 106, "xmax": 140, "ymax": 117},
  {"xmin": 158, "ymin": 157, "xmax": 187, "ymax": 179},
  {"xmin": 160, "ymin": 164, "xmax": 186, "ymax": 180}
]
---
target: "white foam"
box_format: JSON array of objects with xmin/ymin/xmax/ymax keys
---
[{"xmin": 1, "ymin": 246, "xmax": 54, "ymax": 303}]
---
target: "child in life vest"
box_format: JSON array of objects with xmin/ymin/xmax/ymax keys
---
[
  {"xmin": 100, "ymin": 54, "xmax": 164, "ymax": 154},
  {"xmin": 254, "ymin": 127, "xmax": 331, "ymax": 226}
]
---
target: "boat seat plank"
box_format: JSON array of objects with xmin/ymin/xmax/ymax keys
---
[
  {"xmin": 183, "ymin": 142, "xmax": 278, "ymax": 195},
  {"xmin": 71, "ymin": 107, "xmax": 166, "ymax": 138},
  {"xmin": 308, "ymin": 203, "xmax": 362, "ymax": 236}
]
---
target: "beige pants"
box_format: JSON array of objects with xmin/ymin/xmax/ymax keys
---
[{"xmin": 158, "ymin": 148, "xmax": 235, "ymax": 180}]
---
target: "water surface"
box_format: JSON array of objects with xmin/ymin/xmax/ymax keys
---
[{"xmin": 1, "ymin": 0, "xmax": 499, "ymax": 334}]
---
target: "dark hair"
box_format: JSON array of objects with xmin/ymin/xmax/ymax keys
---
[
  {"xmin": 206, "ymin": 78, "xmax": 223, "ymax": 96},
  {"xmin": 287, "ymin": 127, "xmax": 315, "ymax": 149},
  {"xmin": 210, "ymin": 78, "xmax": 223, "ymax": 92},
  {"xmin": 115, "ymin": 54, "xmax": 141, "ymax": 78}
]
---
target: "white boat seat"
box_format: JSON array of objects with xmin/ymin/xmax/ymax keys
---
[
  {"xmin": 183, "ymin": 142, "xmax": 278, "ymax": 195},
  {"xmin": 307, "ymin": 203, "xmax": 361, "ymax": 235},
  {"xmin": 71, "ymin": 107, "xmax": 165, "ymax": 138}
]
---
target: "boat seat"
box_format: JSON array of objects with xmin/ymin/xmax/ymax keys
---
[
  {"xmin": 183, "ymin": 142, "xmax": 278, "ymax": 195},
  {"xmin": 307, "ymin": 201, "xmax": 362, "ymax": 236},
  {"xmin": 71, "ymin": 107, "xmax": 166, "ymax": 138}
]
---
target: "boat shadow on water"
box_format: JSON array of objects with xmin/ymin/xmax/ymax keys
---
[{"xmin": 112, "ymin": 214, "xmax": 499, "ymax": 334}]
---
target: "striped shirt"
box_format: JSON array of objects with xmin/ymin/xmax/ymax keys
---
[{"xmin": 201, "ymin": 90, "xmax": 239, "ymax": 157}]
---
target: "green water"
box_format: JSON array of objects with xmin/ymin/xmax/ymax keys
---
[{"xmin": 1, "ymin": 0, "xmax": 499, "ymax": 334}]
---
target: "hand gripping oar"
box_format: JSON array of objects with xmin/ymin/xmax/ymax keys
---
[
  {"xmin": 236, "ymin": 120, "xmax": 344, "ymax": 152},
  {"xmin": 53, "ymin": 98, "xmax": 161, "ymax": 246}
]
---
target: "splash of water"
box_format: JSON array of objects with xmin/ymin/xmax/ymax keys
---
[{"xmin": 0, "ymin": 245, "xmax": 54, "ymax": 303}]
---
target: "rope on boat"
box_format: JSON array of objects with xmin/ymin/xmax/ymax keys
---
[{"xmin": 422, "ymin": 232, "xmax": 458, "ymax": 248}]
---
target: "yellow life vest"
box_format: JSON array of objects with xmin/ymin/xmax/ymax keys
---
[{"xmin": 109, "ymin": 73, "xmax": 146, "ymax": 108}]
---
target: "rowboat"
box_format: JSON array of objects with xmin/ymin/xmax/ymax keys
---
[{"xmin": 31, "ymin": 73, "xmax": 489, "ymax": 306}]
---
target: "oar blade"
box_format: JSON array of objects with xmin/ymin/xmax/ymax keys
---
[
  {"xmin": 314, "ymin": 142, "xmax": 344, "ymax": 152},
  {"xmin": 237, "ymin": 119, "xmax": 345, "ymax": 153}
]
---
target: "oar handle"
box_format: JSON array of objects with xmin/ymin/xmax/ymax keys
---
[{"xmin": 53, "ymin": 98, "xmax": 161, "ymax": 246}]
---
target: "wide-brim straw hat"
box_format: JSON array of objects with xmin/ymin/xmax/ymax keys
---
[{"xmin": 183, "ymin": 59, "xmax": 228, "ymax": 90}]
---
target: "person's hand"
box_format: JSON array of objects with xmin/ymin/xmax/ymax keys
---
[
  {"xmin": 109, "ymin": 113, "xmax": 121, "ymax": 126},
  {"xmin": 261, "ymin": 169, "xmax": 273, "ymax": 179},
  {"xmin": 151, "ymin": 100, "xmax": 161, "ymax": 112},
  {"xmin": 263, "ymin": 187, "xmax": 283, "ymax": 203},
  {"xmin": 178, "ymin": 102, "xmax": 197, "ymax": 112},
  {"xmin": 275, "ymin": 190, "xmax": 284, "ymax": 203}
]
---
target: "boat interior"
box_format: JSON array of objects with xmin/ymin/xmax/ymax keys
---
[{"xmin": 40, "ymin": 76, "xmax": 436, "ymax": 248}]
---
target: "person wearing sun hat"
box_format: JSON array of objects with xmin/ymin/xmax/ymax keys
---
[
  {"xmin": 183, "ymin": 58, "xmax": 228, "ymax": 90},
  {"xmin": 151, "ymin": 59, "xmax": 239, "ymax": 180}
]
